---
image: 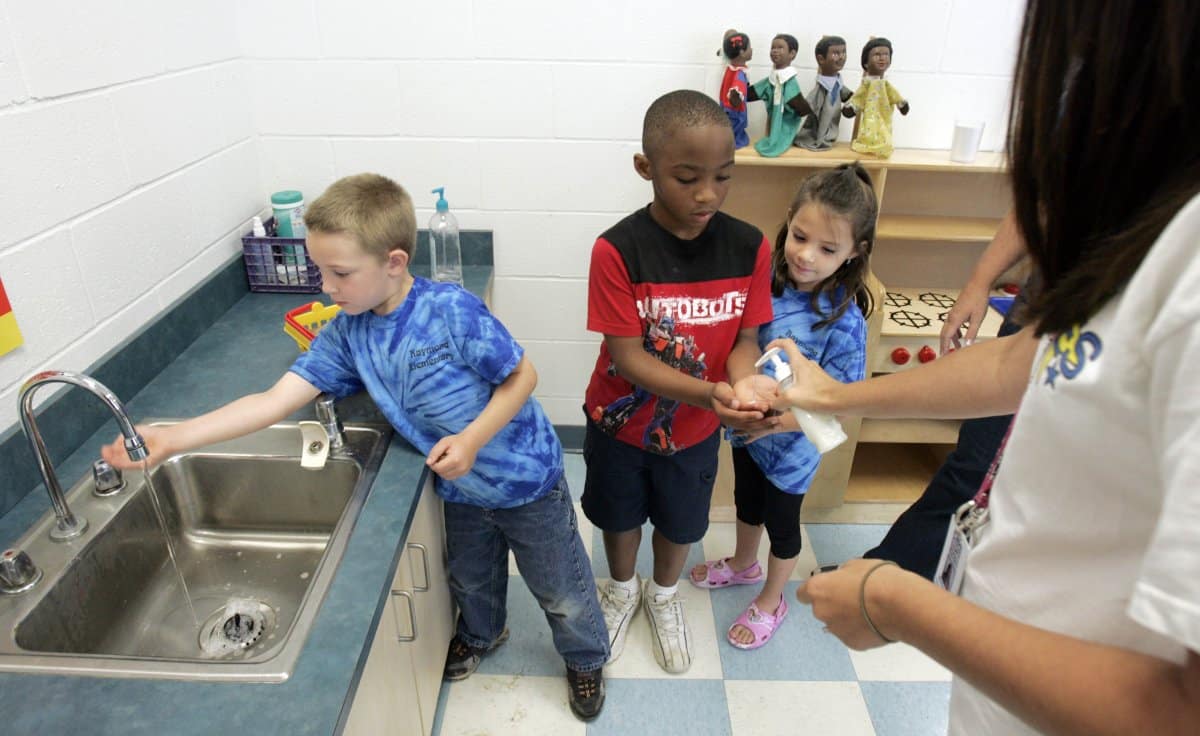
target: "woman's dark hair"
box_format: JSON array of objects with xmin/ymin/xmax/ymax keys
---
[
  {"xmin": 860, "ymin": 37, "xmax": 892, "ymax": 69},
  {"xmin": 1010, "ymin": 0, "xmax": 1200, "ymax": 335},
  {"xmin": 774, "ymin": 34, "xmax": 799, "ymax": 54},
  {"xmin": 772, "ymin": 163, "xmax": 877, "ymax": 328}
]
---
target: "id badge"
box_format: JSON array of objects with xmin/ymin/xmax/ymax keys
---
[{"xmin": 934, "ymin": 522, "xmax": 971, "ymax": 594}]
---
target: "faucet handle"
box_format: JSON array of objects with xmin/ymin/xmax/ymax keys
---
[
  {"xmin": 92, "ymin": 459, "xmax": 125, "ymax": 496},
  {"xmin": 0, "ymin": 549, "xmax": 42, "ymax": 594}
]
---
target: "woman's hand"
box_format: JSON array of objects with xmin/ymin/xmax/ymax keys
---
[
  {"xmin": 940, "ymin": 283, "xmax": 991, "ymax": 355},
  {"xmin": 764, "ymin": 338, "xmax": 843, "ymax": 415},
  {"xmin": 796, "ymin": 558, "xmax": 911, "ymax": 650}
]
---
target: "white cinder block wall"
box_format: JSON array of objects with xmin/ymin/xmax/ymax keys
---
[
  {"xmin": 0, "ymin": 0, "xmax": 259, "ymax": 433},
  {"xmin": 1, "ymin": 0, "xmax": 1023, "ymax": 434},
  {"xmin": 249, "ymin": 0, "xmax": 1023, "ymax": 425}
]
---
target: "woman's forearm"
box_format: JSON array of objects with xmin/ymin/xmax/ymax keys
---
[
  {"xmin": 788, "ymin": 327, "xmax": 1040, "ymax": 420},
  {"xmin": 874, "ymin": 570, "xmax": 1200, "ymax": 736}
]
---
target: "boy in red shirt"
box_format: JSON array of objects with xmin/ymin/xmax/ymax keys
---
[{"xmin": 583, "ymin": 89, "xmax": 775, "ymax": 673}]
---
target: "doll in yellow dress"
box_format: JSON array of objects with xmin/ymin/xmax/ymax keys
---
[{"xmin": 843, "ymin": 37, "xmax": 910, "ymax": 158}]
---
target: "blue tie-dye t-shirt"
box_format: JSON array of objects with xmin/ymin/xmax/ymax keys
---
[
  {"xmin": 290, "ymin": 278, "xmax": 563, "ymax": 509},
  {"xmin": 735, "ymin": 286, "xmax": 866, "ymax": 494}
]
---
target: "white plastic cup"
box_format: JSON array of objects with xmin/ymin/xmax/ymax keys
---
[{"xmin": 950, "ymin": 120, "xmax": 985, "ymax": 163}]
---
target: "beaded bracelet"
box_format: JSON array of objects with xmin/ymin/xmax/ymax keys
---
[{"xmin": 860, "ymin": 560, "xmax": 899, "ymax": 643}]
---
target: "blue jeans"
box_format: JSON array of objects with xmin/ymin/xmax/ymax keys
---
[{"xmin": 443, "ymin": 474, "xmax": 609, "ymax": 673}]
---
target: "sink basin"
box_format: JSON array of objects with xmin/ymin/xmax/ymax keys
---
[{"xmin": 0, "ymin": 420, "xmax": 391, "ymax": 682}]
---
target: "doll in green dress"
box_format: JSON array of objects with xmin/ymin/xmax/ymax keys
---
[
  {"xmin": 747, "ymin": 34, "xmax": 814, "ymax": 157},
  {"xmin": 843, "ymin": 37, "xmax": 910, "ymax": 158}
]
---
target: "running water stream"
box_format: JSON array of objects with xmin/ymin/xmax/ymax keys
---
[{"xmin": 141, "ymin": 460, "xmax": 200, "ymax": 628}]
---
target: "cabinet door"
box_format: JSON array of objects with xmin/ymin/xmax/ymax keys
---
[
  {"xmin": 406, "ymin": 479, "xmax": 456, "ymax": 730},
  {"xmin": 344, "ymin": 545, "xmax": 423, "ymax": 735}
]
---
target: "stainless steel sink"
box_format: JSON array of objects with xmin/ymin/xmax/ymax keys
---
[{"xmin": 0, "ymin": 420, "xmax": 391, "ymax": 682}]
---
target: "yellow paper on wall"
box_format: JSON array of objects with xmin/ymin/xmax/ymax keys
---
[{"xmin": 0, "ymin": 276, "xmax": 23, "ymax": 356}]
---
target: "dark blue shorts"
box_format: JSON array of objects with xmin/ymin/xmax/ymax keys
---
[{"xmin": 581, "ymin": 418, "xmax": 719, "ymax": 544}]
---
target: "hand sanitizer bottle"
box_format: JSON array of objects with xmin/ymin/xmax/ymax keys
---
[
  {"xmin": 429, "ymin": 187, "xmax": 463, "ymax": 285},
  {"xmin": 754, "ymin": 346, "xmax": 848, "ymax": 453}
]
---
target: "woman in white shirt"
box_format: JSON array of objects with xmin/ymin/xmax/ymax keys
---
[{"xmin": 770, "ymin": 1, "xmax": 1200, "ymax": 734}]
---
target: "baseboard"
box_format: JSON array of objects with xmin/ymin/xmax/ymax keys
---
[{"xmin": 555, "ymin": 425, "xmax": 584, "ymax": 451}]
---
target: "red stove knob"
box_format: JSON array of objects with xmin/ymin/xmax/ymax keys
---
[
  {"xmin": 1001, "ymin": 282, "xmax": 1020, "ymax": 295},
  {"xmin": 918, "ymin": 345, "xmax": 937, "ymax": 363},
  {"xmin": 890, "ymin": 347, "xmax": 911, "ymax": 365}
]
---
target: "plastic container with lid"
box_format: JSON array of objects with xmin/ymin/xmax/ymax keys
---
[
  {"xmin": 271, "ymin": 191, "xmax": 307, "ymax": 284},
  {"xmin": 271, "ymin": 191, "xmax": 307, "ymax": 237}
]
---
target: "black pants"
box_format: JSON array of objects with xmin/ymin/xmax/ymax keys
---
[
  {"xmin": 732, "ymin": 446, "xmax": 805, "ymax": 560},
  {"xmin": 863, "ymin": 315, "xmax": 1022, "ymax": 579}
]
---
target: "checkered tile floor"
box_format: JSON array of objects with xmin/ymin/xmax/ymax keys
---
[{"xmin": 433, "ymin": 454, "xmax": 951, "ymax": 736}]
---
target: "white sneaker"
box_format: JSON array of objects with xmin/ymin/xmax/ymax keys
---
[
  {"xmin": 643, "ymin": 582, "xmax": 693, "ymax": 674},
  {"xmin": 599, "ymin": 576, "xmax": 641, "ymax": 663}
]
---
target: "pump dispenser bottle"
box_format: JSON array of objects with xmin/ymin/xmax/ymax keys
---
[
  {"xmin": 754, "ymin": 346, "xmax": 847, "ymax": 453},
  {"xmin": 429, "ymin": 187, "xmax": 463, "ymax": 285}
]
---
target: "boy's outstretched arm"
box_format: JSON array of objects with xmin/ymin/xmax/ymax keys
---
[
  {"xmin": 724, "ymin": 327, "xmax": 762, "ymax": 386},
  {"xmin": 100, "ymin": 372, "xmax": 321, "ymax": 470},
  {"xmin": 605, "ymin": 334, "xmax": 729, "ymax": 411},
  {"xmin": 426, "ymin": 354, "xmax": 537, "ymax": 481}
]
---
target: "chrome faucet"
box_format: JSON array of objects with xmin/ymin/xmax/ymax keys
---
[
  {"xmin": 18, "ymin": 371, "xmax": 148, "ymax": 542},
  {"xmin": 314, "ymin": 393, "xmax": 346, "ymax": 452}
]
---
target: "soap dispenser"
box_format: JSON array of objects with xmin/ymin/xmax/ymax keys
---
[
  {"xmin": 429, "ymin": 187, "xmax": 463, "ymax": 285},
  {"xmin": 754, "ymin": 347, "xmax": 848, "ymax": 453}
]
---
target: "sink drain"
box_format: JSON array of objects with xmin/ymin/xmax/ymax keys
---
[{"xmin": 198, "ymin": 599, "xmax": 277, "ymax": 657}]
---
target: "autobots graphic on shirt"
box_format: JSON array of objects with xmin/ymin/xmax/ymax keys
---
[{"xmin": 591, "ymin": 309, "xmax": 709, "ymax": 454}]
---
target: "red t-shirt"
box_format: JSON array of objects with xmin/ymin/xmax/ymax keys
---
[
  {"xmin": 585, "ymin": 207, "xmax": 773, "ymax": 454},
  {"xmin": 720, "ymin": 65, "xmax": 749, "ymax": 111}
]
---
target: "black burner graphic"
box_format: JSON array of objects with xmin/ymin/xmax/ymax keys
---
[
  {"xmin": 884, "ymin": 292, "xmax": 911, "ymax": 307},
  {"xmin": 889, "ymin": 310, "xmax": 930, "ymax": 329},
  {"xmin": 919, "ymin": 292, "xmax": 956, "ymax": 309}
]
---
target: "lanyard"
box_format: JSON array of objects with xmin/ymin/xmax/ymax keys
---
[{"xmin": 952, "ymin": 416, "xmax": 1016, "ymax": 540}]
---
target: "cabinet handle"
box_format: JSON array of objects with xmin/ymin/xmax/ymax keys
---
[
  {"xmin": 390, "ymin": 589, "xmax": 417, "ymax": 642},
  {"xmin": 407, "ymin": 542, "xmax": 430, "ymax": 592}
]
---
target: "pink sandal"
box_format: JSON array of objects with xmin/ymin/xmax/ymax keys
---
[
  {"xmin": 689, "ymin": 558, "xmax": 762, "ymax": 589},
  {"xmin": 727, "ymin": 595, "xmax": 788, "ymax": 650}
]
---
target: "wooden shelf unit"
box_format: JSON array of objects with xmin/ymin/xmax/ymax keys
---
[
  {"xmin": 714, "ymin": 142, "xmax": 1009, "ymax": 508},
  {"xmin": 876, "ymin": 214, "xmax": 1002, "ymax": 242},
  {"xmin": 859, "ymin": 417, "xmax": 961, "ymax": 445}
]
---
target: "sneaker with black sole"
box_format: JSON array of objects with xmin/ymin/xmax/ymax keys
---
[
  {"xmin": 443, "ymin": 628, "xmax": 510, "ymax": 681},
  {"xmin": 598, "ymin": 575, "xmax": 641, "ymax": 663},
  {"xmin": 566, "ymin": 667, "xmax": 605, "ymax": 721}
]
